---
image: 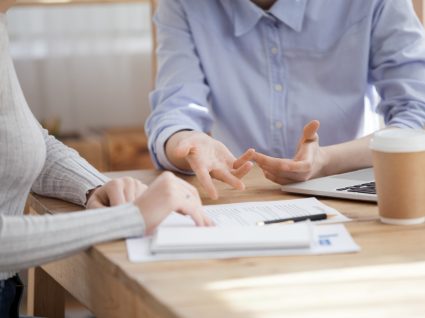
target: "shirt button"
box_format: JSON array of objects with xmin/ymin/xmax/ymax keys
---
[
  {"xmin": 271, "ymin": 47, "xmax": 278, "ymax": 55},
  {"xmin": 274, "ymin": 84, "xmax": 283, "ymax": 92},
  {"xmin": 275, "ymin": 121, "xmax": 283, "ymax": 129}
]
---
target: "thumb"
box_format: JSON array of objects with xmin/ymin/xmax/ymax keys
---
[
  {"xmin": 86, "ymin": 196, "xmax": 107, "ymax": 209},
  {"xmin": 302, "ymin": 120, "xmax": 320, "ymax": 142},
  {"xmin": 295, "ymin": 120, "xmax": 320, "ymax": 154}
]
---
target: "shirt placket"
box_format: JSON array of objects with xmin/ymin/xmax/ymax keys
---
[{"xmin": 266, "ymin": 17, "xmax": 286, "ymax": 157}]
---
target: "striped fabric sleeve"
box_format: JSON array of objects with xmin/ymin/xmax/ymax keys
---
[
  {"xmin": 31, "ymin": 127, "xmax": 110, "ymax": 206},
  {"xmin": 0, "ymin": 203, "xmax": 145, "ymax": 274}
]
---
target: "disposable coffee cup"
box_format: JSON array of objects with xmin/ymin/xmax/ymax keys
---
[{"xmin": 369, "ymin": 129, "xmax": 425, "ymax": 225}]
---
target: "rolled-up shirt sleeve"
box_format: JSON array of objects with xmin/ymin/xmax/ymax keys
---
[
  {"xmin": 370, "ymin": 0, "xmax": 425, "ymax": 129},
  {"xmin": 145, "ymin": 0, "xmax": 213, "ymax": 172}
]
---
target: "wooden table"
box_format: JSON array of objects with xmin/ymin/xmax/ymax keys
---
[{"xmin": 27, "ymin": 167, "xmax": 425, "ymax": 318}]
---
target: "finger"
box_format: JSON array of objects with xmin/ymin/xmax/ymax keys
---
[
  {"xmin": 177, "ymin": 179, "xmax": 215, "ymax": 226},
  {"xmin": 204, "ymin": 214, "xmax": 215, "ymax": 226},
  {"xmin": 232, "ymin": 161, "xmax": 253, "ymax": 179},
  {"xmin": 302, "ymin": 120, "xmax": 320, "ymax": 142},
  {"xmin": 123, "ymin": 179, "xmax": 136, "ymax": 202},
  {"xmin": 178, "ymin": 203, "xmax": 205, "ymax": 227},
  {"xmin": 195, "ymin": 206, "xmax": 209, "ymax": 227},
  {"xmin": 253, "ymin": 152, "xmax": 282, "ymax": 166},
  {"xmin": 180, "ymin": 185, "xmax": 212, "ymax": 227},
  {"xmin": 259, "ymin": 164, "xmax": 300, "ymax": 182},
  {"xmin": 211, "ymin": 169, "xmax": 245, "ymax": 190},
  {"xmin": 191, "ymin": 209, "xmax": 206, "ymax": 227},
  {"xmin": 186, "ymin": 155, "xmax": 219, "ymax": 199},
  {"xmin": 194, "ymin": 204, "xmax": 216, "ymax": 227},
  {"xmin": 134, "ymin": 182, "xmax": 148, "ymax": 197},
  {"xmin": 258, "ymin": 157, "xmax": 312, "ymax": 174},
  {"xmin": 192, "ymin": 166, "xmax": 218, "ymax": 200},
  {"xmin": 256, "ymin": 163, "xmax": 293, "ymax": 181},
  {"xmin": 86, "ymin": 196, "xmax": 107, "ymax": 209},
  {"xmin": 233, "ymin": 148, "xmax": 255, "ymax": 169},
  {"xmin": 254, "ymin": 153, "xmax": 291, "ymax": 171},
  {"xmin": 256, "ymin": 163, "xmax": 279, "ymax": 176},
  {"xmin": 106, "ymin": 183, "xmax": 126, "ymax": 206}
]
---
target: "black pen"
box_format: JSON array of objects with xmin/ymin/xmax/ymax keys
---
[{"xmin": 256, "ymin": 213, "xmax": 336, "ymax": 226}]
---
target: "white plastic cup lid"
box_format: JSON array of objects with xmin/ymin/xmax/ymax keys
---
[{"xmin": 369, "ymin": 129, "xmax": 425, "ymax": 153}]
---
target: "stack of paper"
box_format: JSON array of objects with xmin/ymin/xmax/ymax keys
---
[{"xmin": 126, "ymin": 197, "xmax": 359, "ymax": 262}]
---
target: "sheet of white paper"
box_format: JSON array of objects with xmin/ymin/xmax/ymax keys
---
[
  {"xmin": 126, "ymin": 224, "xmax": 360, "ymax": 262},
  {"xmin": 203, "ymin": 197, "xmax": 350, "ymax": 226},
  {"xmin": 157, "ymin": 197, "xmax": 350, "ymax": 228}
]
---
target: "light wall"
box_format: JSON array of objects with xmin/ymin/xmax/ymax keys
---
[{"xmin": 8, "ymin": 3, "xmax": 152, "ymax": 135}]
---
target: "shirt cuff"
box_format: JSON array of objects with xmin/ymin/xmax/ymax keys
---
[
  {"xmin": 48, "ymin": 157, "xmax": 110, "ymax": 206},
  {"xmin": 386, "ymin": 118, "xmax": 423, "ymax": 129},
  {"xmin": 154, "ymin": 126, "xmax": 197, "ymax": 175}
]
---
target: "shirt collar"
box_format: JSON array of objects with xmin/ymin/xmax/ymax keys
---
[
  {"xmin": 221, "ymin": 0, "xmax": 308, "ymax": 37},
  {"xmin": 269, "ymin": 0, "xmax": 307, "ymax": 32}
]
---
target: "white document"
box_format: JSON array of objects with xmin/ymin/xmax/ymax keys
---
[
  {"xmin": 203, "ymin": 197, "xmax": 350, "ymax": 226},
  {"xmin": 151, "ymin": 223, "xmax": 312, "ymax": 254},
  {"xmin": 126, "ymin": 197, "xmax": 357, "ymax": 262},
  {"xmin": 127, "ymin": 224, "xmax": 359, "ymax": 262}
]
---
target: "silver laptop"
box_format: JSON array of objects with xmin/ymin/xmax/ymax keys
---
[{"xmin": 281, "ymin": 168, "xmax": 377, "ymax": 202}]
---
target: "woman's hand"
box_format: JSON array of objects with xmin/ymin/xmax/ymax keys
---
[
  {"xmin": 86, "ymin": 177, "xmax": 148, "ymax": 209},
  {"xmin": 0, "ymin": 0, "xmax": 16, "ymax": 13},
  {"xmin": 254, "ymin": 120, "xmax": 329, "ymax": 185},
  {"xmin": 134, "ymin": 171, "xmax": 214, "ymax": 235}
]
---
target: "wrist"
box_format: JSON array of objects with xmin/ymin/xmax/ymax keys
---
[
  {"xmin": 165, "ymin": 130, "xmax": 196, "ymax": 170},
  {"xmin": 318, "ymin": 146, "xmax": 332, "ymax": 177},
  {"xmin": 165, "ymin": 130, "xmax": 193, "ymax": 151}
]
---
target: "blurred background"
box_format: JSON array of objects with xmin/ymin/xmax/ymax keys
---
[{"xmin": 8, "ymin": 0, "xmax": 155, "ymax": 173}]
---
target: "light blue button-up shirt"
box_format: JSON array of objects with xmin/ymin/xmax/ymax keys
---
[{"xmin": 146, "ymin": 0, "xmax": 425, "ymax": 171}]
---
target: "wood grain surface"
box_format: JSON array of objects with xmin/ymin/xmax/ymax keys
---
[{"xmin": 28, "ymin": 167, "xmax": 425, "ymax": 318}]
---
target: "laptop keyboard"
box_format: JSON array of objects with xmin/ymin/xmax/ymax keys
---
[{"xmin": 336, "ymin": 182, "xmax": 376, "ymax": 195}]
